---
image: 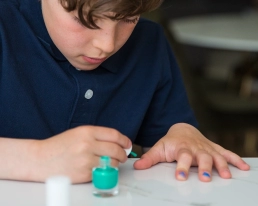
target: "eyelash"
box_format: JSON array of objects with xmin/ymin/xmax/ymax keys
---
[
  {"xmin": 122, "ymin": 17, "xmax": 139, "ymax": 24},
  {"xmin": 73, "ymin": 16, "xmax": 83, "ymax": 25},
  {"xmin": 73, "ymin": 16, "xmax": 139, "ymax": 26}
]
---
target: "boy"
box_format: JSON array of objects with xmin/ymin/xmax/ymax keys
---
[{"xmin": 0, "ymin": 0, "xmax": 249, "ymax": 183}]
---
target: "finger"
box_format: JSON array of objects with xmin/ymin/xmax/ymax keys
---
[
  {"xmin": 94, "ymin": 141, "xmax": 128, "ymax": 163},
  {"xmin": 221, "ymin": 149, "xmax": 250, "ymax": 171},
  {"xmin": 81, "ymin": 126, "xmax": 132, "ymax": 149},
  {"xmin": 213, "ymin": 152, "xmax": 232, "ymax": 179},
  {"xmin": 95, "ymin": 126, "xmax": 131, "ymax": 148},
  {"xmin": 195, "ymin": 150, "xmax": 213, "ymax": 182},
  {"xmin": 110, "ymin": 159, "xmax": 120, "ymax": 168},
  {"xmin": 175, "ymin": 148, "xmax": 193, "ymax": 181},
  {"xmin": 134, "ymin": 147, "xmax": 162, "ymax": 170},
  {"xmin": 72, "ymin": 155, "xmax": 100, "ymax": 183}
]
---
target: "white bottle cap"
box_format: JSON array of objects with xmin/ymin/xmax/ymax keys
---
[
  {"xmin": 46, "ymin": 176, "xmax": 71, "ymax": 206},
  {"xmin": 124, "ymin": 145, "xmax": 132, "ymax": 156}
]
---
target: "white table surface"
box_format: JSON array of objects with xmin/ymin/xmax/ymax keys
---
[
  {"xmin": 0, "ymin": 158, "xmax": 257, "ymax": 206},
  {"xmin": 169, "ymin": 11, "xmax": 258, "ymax": 52}
]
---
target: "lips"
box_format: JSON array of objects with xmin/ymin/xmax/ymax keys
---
[{"xmin": 82, "ymin": 56, "xmax": 107, "ymax": 64}]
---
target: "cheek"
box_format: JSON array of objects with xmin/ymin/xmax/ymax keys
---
[
  {"xmin": 116, "ymin": 26, "xmax": 135, "ymax": 47},
  {"xmin": 51, "ymin": 23, "xmax": 88, "ymax": 50}
]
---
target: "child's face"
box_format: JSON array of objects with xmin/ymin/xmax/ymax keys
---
[{"xmin": 42, "ymin": 0, "xmax": 139, "ymax": 71}]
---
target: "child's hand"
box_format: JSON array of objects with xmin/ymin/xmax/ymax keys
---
[
  {"xmin": 36, "ymin": 126, "xmax": 131, "ymax": 183},
  {"xmin": 133, "ymin": 123, "xmax": 250, "ymax": 182}
]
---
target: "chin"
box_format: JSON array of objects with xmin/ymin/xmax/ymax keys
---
[{"xmin": 70, "ymin": 61, "xmax": 100, "ymax": 71}]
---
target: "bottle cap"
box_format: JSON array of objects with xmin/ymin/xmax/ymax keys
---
[
  {"xmin": 46, "ymin": 176, "xmax": 71, "ymax": 206},
  {"xmin": 124, "ymin": 145, "xmax": 132, "ymax": 156}
]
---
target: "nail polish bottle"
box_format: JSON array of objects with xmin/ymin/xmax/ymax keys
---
[{"xmin": 92, "ymin": 156, "xmax": 119, "ymax": 197}]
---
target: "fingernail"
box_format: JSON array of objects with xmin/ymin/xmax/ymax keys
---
[
  {"xmin": 221, "ymin": 169, "xmax": 231, "ymax": 178},
  {"xmin": 202, "ymin": 172, "xmax": 210, "ymax": 178},
  {"xmin": 178, "ymin": 171, "xmax": 186, "ymax": 180}
]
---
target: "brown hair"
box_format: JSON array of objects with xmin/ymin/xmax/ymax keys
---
[{"xmin": 59, "ymin": 0, "xmax": 163, "ymax": 29}]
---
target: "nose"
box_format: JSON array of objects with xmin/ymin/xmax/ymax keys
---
[{"xmin": 92, "ymin": 22, "xmax": 116, "ymax": 54}]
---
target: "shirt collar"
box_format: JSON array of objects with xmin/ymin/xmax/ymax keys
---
[{"xmin": 100, "ymin": 51, "xmax": 124, "ymax": 73}]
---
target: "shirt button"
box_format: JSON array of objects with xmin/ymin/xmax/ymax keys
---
[{"xmin": 85, "ymin": 89, "xmax": 93, "ymax": 99}]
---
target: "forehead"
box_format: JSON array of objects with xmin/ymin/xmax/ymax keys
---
[
  {"xmin": 79, "ymin": 0, "xmax": 146, "ymax": 17},
  {"xmin": 78, "ymin": 6, "xmax": 139, "ymax": 21}
]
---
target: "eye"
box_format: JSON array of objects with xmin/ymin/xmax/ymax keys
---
[{"xmin": 122, "ymin": 17, "xmax": 139, "ymax": 24}]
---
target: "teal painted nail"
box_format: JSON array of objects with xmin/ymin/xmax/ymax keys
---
[{"xmin": 203, "ymin": 172, "xmax": 210, "ymax": 178}]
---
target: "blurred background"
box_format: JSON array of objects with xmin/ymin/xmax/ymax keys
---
[{"xmin": 138, "ymin": 0, "xmax": 258, "ymax": 157}]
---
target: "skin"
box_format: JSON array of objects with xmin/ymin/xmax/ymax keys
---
[
  {"xmin": 0, "ymin": 126, "xmax": 130, "ymax": 183},
  {"xmin": 0, "ymin": 0, "xmax": 250, "ymax": 183},
  {"xmin": 134, "ymin": 123, "xmax": 250, "ymax": 182},
  {"xmin": 41, "ymin": 0, "xmax": 138, "ymax": 71}
]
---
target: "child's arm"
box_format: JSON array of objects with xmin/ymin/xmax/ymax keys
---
[{"xmin": 0, "ymin": 126, "xmax": 131, "ymax": 183}]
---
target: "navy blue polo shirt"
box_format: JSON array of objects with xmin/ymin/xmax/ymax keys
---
[{"xmin": 0, "ymin": 0, "xmax": 197, "ymax": 147}]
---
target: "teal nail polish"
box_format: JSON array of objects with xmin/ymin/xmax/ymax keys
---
[
  {"xmin": 92, "ymin": 156, "xmax": 119, "ymax": 197},
  {"xmin": 203, "ymin": 172, "xmax": 210, "ymax": 178},
  {"xmin": 130, "ymin": 151, "xmax": 137, "ymax": 157}
]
